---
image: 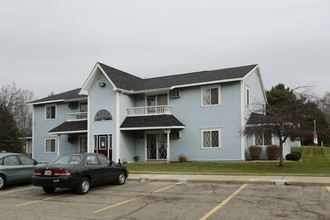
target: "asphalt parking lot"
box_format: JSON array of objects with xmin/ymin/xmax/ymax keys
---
[{"xmin": 1, "ymin": 181, "xmax": 329, "ymax": 220}]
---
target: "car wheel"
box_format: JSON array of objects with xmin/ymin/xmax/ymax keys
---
[
  {"xmin": 117, "ymin": 171, "xmax": 126, "ymax": 185},
  {"xmin": 0, "ymin": 175, "xmax": 6, "ymax": 190},
  {"xmin": 76, "ymin": 177, "xmax": 90, "ymax": 195},
  {"xmin": 43, "ymin": 186, "xmax": 56, "ymax": 194}
]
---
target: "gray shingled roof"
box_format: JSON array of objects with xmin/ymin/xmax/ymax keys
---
[
  {"xmin": 49, "ymin": 120, "xmax": 87, "ymax": 134},
  {"xmin": 30, "ymin": 88, "xmax": 85, "ymax": 104},
  {"xmin": 120, "ymin": 115, "xmax": 184, "ymax": 129},
  {"xmin": 32, "ymin": 63, "xmax": 257, "ymax": 103},
  {"xmin": 99, "ymin": 62, "xmax": 257, "ymax": 91}
]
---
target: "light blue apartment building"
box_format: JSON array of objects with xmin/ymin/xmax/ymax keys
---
[{"xmin": 30, "ymin": 62, "xmax": 292, "ymax": 163}]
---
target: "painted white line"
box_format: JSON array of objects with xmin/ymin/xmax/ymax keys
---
[
  {"xmin": 0, "ymin": 187, "xmax": 37, "ymax": 195},
  {"xmin": 200, "ymin": 184, "xmax": 248, "ymax": 220},
  {"xmin": 94, "ymin": 182, "xmax": 181, "ymax": 213}
]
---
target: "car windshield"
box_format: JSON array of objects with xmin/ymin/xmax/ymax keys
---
[{"xmin": 51, "ymin": 155, "xmax": 82, "ymax": 165}]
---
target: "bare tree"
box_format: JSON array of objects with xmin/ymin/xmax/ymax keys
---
[
  {"xmin": 0, "ymin": 84, "xmax": 34, "ymax": 136},
  {"xmin": 243, "ymin": 84, "xmax": 327, "ymax": 167}
]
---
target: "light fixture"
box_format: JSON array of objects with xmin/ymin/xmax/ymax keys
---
[{"xmin": 98, "ymin": 82, "xmax": 106, "ymax": 87}]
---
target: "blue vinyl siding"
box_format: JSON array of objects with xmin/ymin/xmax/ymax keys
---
[{"xmin": 169, "ymin": 82, "xmax": 242, "ymax": 161}]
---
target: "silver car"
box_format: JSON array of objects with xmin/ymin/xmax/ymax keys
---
[{"xmin": 0, "ymin": 153, "xmax": 38, "ymax": 190}]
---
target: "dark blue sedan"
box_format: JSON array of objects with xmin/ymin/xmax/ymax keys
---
[{"xmin": 31, "ymin": 153, "xmax": 129, "ymax": 195}]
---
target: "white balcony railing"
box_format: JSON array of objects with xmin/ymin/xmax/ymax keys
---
[
  {"xmin": 67, "ymin": 112, "xmax": 88, "ymax": 121},
  {"xmin": 127, "ymin": 106, "xmax": 172, "ymax": 116}
]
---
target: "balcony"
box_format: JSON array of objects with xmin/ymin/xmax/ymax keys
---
[
  {"xmin": 67, "ymin": 112, "xmax": 88, "ymax": 121},
  {"xmin": 127, "ymin": 106, "xmax": 172, "ymax": 116}
]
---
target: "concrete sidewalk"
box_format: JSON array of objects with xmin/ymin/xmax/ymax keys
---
[{"xmin": 127, "ymin": 174, "xmax": 330, "ymax": 186}]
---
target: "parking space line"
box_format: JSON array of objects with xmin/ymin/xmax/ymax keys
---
[
  {"xmin": 200, "ymin": 184, "xmax": 248, "ymax": 220},
  {"xmin": 94, "ymin": 182, "xmax": 181, "ymax": 213},
  {"xmin": 0, "ymin": 187, "xmax": 37, "ymax": 195},
  {"xmin": 16, "ymin": 194, "xmax": 68, "ymax": 207},
  {"xmin": 327, "ymin": 186, "xmax": 330, "ymax": 193}
]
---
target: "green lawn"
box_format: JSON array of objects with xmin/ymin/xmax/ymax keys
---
[{"xmin": 125, "ymin": 147, "xmax": 330, "ymax": 176}]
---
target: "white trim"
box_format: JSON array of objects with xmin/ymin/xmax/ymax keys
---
[
  {"xmin": 120, "ymin": 126, "xmax": 185, "ymax": 131},
  {"xmin": 45, "ymin": 104, "xmax": 57, "ymax": 120},
  {"xmin": 32, "ymin": 105, "xmax": 35, "ymax": 159},
  {"xmin": 116, "ymin": 78, "xmax": 245, "ymax": 95},
  {"xmin": 201, "ymin": 128, "xmax": 221, "ymax": 149},
  {"xmin": 116, "ymin": 92, "xmax": 120, "ymax": 162},
  {"xmin": 87, "ymin": 95, "xmax": 91, "ymax": 153},
  {"xmin": 29, "ymin": 99, "xmax": 64, "ymax": 106},
  {"xmin": 240, "ymin": 80, "xmax": 245, "ymax": 160},
  {"xmin": 172, "ymin": 78, "xmax": 243, "ymax": 90},
  {"xmin": 79, "ymin": 63, "xmax": 118, "ymax": 95},
  {"xmin": 201, "ymin": 84, "xmax": 221, "ymax": 107}
]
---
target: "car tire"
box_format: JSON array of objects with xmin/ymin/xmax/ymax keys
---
[
  {"xmin": 0, "ymin": 175, "xmax": 6, "ymax": 190},
  {"xmin": 117, "ymin": 171, "xmax": 126, "ymax": 185},
  {"xmin": 43, "ymin": 186, "xmax": 56, "ymax": 194},
  {"xmin": 76, "ymin": 177, "xmax": 90, "ymax": 195}
]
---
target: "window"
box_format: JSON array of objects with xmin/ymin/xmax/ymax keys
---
[
  {"xmin": 45, "ymin": 104, "xmax": 56, "ymax": 119},
  {"xmin": 97, "ymin": 154, "xmax": 111, "ymax": 165},
  {"xmin": 80, "ymin": 103, "xmax": 88, "ymax": 112},
  {"xmin": 246, "ymin": 87, "xmax": 250, "ymax": 106},
  {"xmin": 86, "ymin": 155, "xmax": 100, "ymax": 165},
  {"xmin": 18, "ymin": 155, "xmax": 35, "ymax": 165},
  {"xmin": 94, "ymin": 109, "xmax": 112, "ymax": 121},
  {"xmin": 45, "ymin": 138, "xmax": 56, "ymax": 153},
  {"xmin": 201, "ymin": 85, "xmax": 220, "ymax": 106},
  {"xmin": 3, "ymin": 156, "xmax": 20, "ymax": 165},
  {"xmin": 147, "ymin": 94, "xmax": 168, "ymax": 106},
  {"xmin": 255, "ymin": 133, "xmax": 272, "ymax": 145},
  {"xmin": 201, "ymin": 128, "xmax": 221, "ymax": 148}
]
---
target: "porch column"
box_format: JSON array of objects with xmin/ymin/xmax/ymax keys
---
[
  {"xmin": 165, "ymin": 129, "xmax": 171, "ymax": 162},
  {"xmin": 57, "ymin": 134, "xmax": 61, "ymax": 157}
]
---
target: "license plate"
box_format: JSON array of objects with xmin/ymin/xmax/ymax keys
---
[{"xmin": 44, "ymin": 170, "xmax": 52, "ymax": 176}]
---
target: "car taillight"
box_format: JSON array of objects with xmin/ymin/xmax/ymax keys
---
[
  {"xmin": 53, "ymin": 169, "xmax": 71, "ymax": 176},
  {"xmin": 33, "ymin": 169, "xmax": 42, "ymax": 176}
]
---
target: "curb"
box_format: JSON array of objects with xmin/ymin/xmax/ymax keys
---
[{"xmin": 127, "ymin": 177, "xmax": 330, "ymax": 187}]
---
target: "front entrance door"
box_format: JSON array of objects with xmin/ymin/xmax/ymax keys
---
[
  {"xmin": 147, "ymin": 133, "xmax": 167, "ymax": 160},
  {"xmin": 79, "ymin": 136, "xmax": 87, "ymax": 153},
  {"xmin": 94, "ymin": 134, "xmax": 112, "ymax": 160}
]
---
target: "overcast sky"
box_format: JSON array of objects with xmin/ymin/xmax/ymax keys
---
[{"xmin": 1, "ymin": 0, "xmax": 329, "ymax": 99}]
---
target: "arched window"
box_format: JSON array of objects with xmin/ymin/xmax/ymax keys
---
[{"xmin": 94, "ymin": 109, "xmax": 112, "ymax": 121}]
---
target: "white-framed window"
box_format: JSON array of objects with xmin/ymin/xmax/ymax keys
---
[
  {"xmin": 201, "ymin": 85, "xmax": 220, "ymax": 106},
  {"xmin": 246, "ymin": 86, "xmax": 250, "ymax": 106},
  {"xmin": 255, "ymin": 132, "xmax": 272, "ymax": 145},
  {"xmin": 201, "ymin": 128, "xmax": 221, "ymax": 149},
  {"xmin": 45, "ymin": 138, "xmax": 56, "ymax": 153},
  {"xmin": 45, "ymin": 104, "xmax": 57, "ymax": 120}
]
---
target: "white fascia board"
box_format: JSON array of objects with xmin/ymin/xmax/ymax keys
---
[
  {"xmin": 117, "ymin": 87, "xmax": 171, "ymax": 95},
  {"xmin": 171, "ymin": 78, "xmax": 243, "ymax": 90},
  {"xmin": 63, "ymin": 97, "xmax": 88, "ymax": 103},
  {"xmin": 120, "ymin": 126, "xmax": 185, "ymax": 131},
  {"xmin": 79, "ymin": 63, "xmax": 118, "ymax": 95},
  {"xmin": 48, "ymin": 130, "xmax": 88, "ymax": 135},
  {"xmin": 28, "ymin": 99, "xmax": 65, "ymax": 106}
]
